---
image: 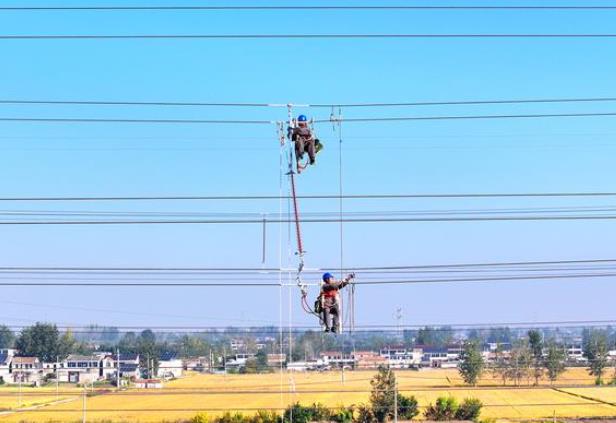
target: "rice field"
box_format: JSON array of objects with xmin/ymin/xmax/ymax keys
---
[{"xmin": 0, "ymin": 369, "xmax": 615, "ymax": 422}]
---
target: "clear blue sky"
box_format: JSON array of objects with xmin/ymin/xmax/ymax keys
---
[{"xmin": 0, "ymin": 0, "xmax": 615, "ymax": 330}]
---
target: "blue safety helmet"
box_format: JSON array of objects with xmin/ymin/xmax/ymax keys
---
[
  {"xmin": 322, "ymin": 272, "xmax": 334, "ymax": 282},
  {"xmin": 298, "ymin": 114, "xmax": 308, "ymax": 122}
]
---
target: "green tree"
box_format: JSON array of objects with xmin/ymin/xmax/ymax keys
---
[
  {"xmin": 15, "ymin": 323, "xmax": 72, "ymax": 362},
  {"xmin": 455, "ymin": 398, "xmax": 483, "ymax": 421},
  {"xmin": 528, "ymin": 330, "xmax": 544, "ymax": 385},
  {"xmin": 137, "ymin": 329, "xmax": 159, "ymax": 377},
  {"xmin": 545, "ymin": 342, "xmax": 566, "ymax": 383},
  {"xmin": 416, "ymin": 327, "xmax": 453, "ymax": 347},
  {"xmin": 256, "ymin": 349, "xmax": 268, "ymax": 372},
  {"xmin": 369, "ymin": 366, "xmax": 396, "ymax": 422},
  {"xmin": 584, "ymin": 330, "xmax": 609, "ymax": 384},
  {"xmin": 508, "ymin": 341, "xmax": 532, "ymax": 386},
  {"xmin": 0, "ymin": 325, "xmax": 15, "ymax": 348},
  {"xmin": 424, "ymin": 397, "xmax": 458, "ymax": 421},
  {"xmin": 458, "ymin": 341, "xmax": 484, "ymax": 386},
  {"xmin": 398, "ymin": 394, "xmax": 419, "ymax": 420},
  {"xmin": 118, "ymin": 331, "xmax": 138, "ymax": 352}
]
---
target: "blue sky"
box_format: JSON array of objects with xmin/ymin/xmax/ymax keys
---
[{"xmin": 0, "ymin": 1, "xmax": 615, "ymax": 331}]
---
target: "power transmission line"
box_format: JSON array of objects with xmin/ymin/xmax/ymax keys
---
[
  {"xmin": 2, "ymin": 96, "xmax": 616, "ymax": 108},
  {"xmin": 0, "ymin": 192, "xmax": 614, "ymax": 202},
  {"xmin": 1, "ymin": 271, "xmax": 615, "ymax": 286},
  {"xmin": 2, "ymin": 214, "xmax": 616, "ymax": 224},
  {"xmin": 2, "ymin": 34, "xmax": 616, "ymax": 40},
  {"xmin": 0, "ymin": 257, "xmax": 614, "ymax": 272},
  {"xmin": 2, "ymin": 111, "xmax": 616, "ymax": 126},
  {"xmin": 2, "ymin": 5, "xmax": 616, "ymax": 11}
]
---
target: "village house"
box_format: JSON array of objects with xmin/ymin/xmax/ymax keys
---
[
  {"xmin": 380, "ymin": 346, "xmax": 423, "ymax": 368},
  {"xmin": 266, "ymin": 353, "xmax": 286, "ymax": 368},
  {"xmin": 319, "ymin": 351, "xmax": 354, "ymax": 369},
  {"xmin": 9, "ymin": 356, "xmax": 43, "ymax": 385},
  {"xmin": 58, "ymin": 354, "xmax": 115, "ymax": 384},
  {"xmin": 183, "ymin": 356, "xmax": 210, "ymax": 373},
  {"xmin": 354, "ymin": 351, "xmax": 388, "ymax": 369},
  {"xmin": 111, "ymin": 353, "xmax": 141, "ymax": 379},
  {"xmin": 0, "ymin": 349, "xmax": 14, "ymax": 383},
  {"xmin": 157, "ymin": 352, "xmax": 183, "ymax": 379}
]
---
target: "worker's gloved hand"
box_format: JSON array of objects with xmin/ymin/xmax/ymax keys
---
[{"xmin": 347, "ymin": 273, "xmax": 356, "ymax": 281}]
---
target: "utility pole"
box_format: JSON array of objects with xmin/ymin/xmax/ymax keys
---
[
  {"xmin": 56, "ymin": 355, "xmax": 59, "ymax": 401},
  {"xmin": 82, "ymin": 384, "xmax": 87, "ymax": 423},
  {"xmin": 116, "ymin": 348, "xmax": 120, "ymax": 389},
  {"xmin": 394, "ymin": 379, "xmax": 398, "ymax": 423},
  {"xmin": 18, "ymin": 372, "xmax": 22, "ymax": 408}
]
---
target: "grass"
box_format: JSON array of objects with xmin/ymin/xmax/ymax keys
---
[{"xmin": 0, "ymin": 368, "xmax": 614, "ymax": 422}]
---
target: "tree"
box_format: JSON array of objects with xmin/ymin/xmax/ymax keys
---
[
  {"xmin": 544, "ymin": 342, "xmax": 566, "ymax": 383},
  {"xmin": 369, "ymin": 366, "xmax": 396, "ymax": 422},
  {"xmin": 459, "ymin": 341, "xmax": 484, "ymax": 386},
  {"xmin": 118, "ymin": 332, "xmax": 138, "ymax": 352},
  {"xmin": 0, "ymin": 325, "xmax": 15, "ymax": 348},
  {"xmin": 584, "ymin": 330, "xmax": 609, "ymax": 384},
  {"xmin": 397, "ymin": 394, "xmax": 419, "ymax": 420},
  {"xmin": 15, "ymin": 323, "xmax": 72, "ymax": 362},
  {"xmin": 424, "ymin": 397, "xmax": 458, "ymax": 421},
  {"xmin": 528, "ymin": 330, "xmax": 544, "ymax": 385},
  {"xmin": 455, "ymin": 398, "xmax": 483, "ymax": 421},
  {"xmin": 178, "ymin": 335, "xmax": 210, "ymax": 357},
  {"xmin": 508, "ymin": 341, "xmax": 532, "ymax": 386},
  {"xmin": 137, "ymin": 330, "xmax": 159, "ymax": 378},
  {"xmin": 415, "ymin": 327, "xmax": 453, "ymax": 347}
]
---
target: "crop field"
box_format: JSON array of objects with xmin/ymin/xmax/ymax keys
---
[{"xmin": 1, "ymin": 369, "xmax": 615, "ymax": 422}]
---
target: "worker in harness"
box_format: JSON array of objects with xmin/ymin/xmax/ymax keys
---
[
  {"xmin": 289, "ymin": 114, "xmax": 322, "ymax": 174},
  {"xmin": 319, "ymin": 272, "xmax": 355, "ymax": 333}
]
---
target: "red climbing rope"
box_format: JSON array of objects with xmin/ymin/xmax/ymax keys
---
[{"xmin": 289, "ymin": 169, "xmax": 304, "ymax": 259}]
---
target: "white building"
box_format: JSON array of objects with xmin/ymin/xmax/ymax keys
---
[
  {"xmin": 566, "ymin": 345, "xmax": 585, "ymax": 362},
  {"xmin": 58, "ymin": 354, "xmax": 115, "ymax": 384},
  {"xmin": 9, "ymin": 356, "xmax": 43, "ymax": 385},
  {"xmin": 111, "ymin": 353, "xmax": 141, "ymax": 379},
  {"xmin": 157, "ymin": 352, "xmax": 183, "ymax": 379},
  {"xmin": 379, "ymin": 347, "xmax": 423, "ymax": 368},
  {"xmin": 0, "ymin": 349, "xmax": 14, "ymax": 383}
]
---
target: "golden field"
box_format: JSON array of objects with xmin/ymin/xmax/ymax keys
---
[{"xmin": 1, "ymin": 369, "xmax": 615, "ymax": 422}]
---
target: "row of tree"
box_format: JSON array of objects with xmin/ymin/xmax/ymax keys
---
[{"xmin": 458, "ymin": 329, "xmax": 615, "ymax": 386}]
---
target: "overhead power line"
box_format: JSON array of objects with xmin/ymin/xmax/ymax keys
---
[
  {"xmin": 2, "ymin": 34, "xmax": 616, "ymax": 40},
  {"xmin": 2, "ymin": 214, "xmax": 616, "ymax": 224},
  {"xmin": 1, "ymin": 271, "xmax": 615, "ymax": 286},
  {"xmin": 0, "ymin": 258, "xmax": 614, "ymax": 272},
  {"xmin": 2, "ymin": 111, "xmax": 616, "ymax": 126},
  {"xmin": 0, "ymin": 192, "xmax": 614, "ymax": 202},
  {"xmin": 3, "ymin": 5, "xmax": 616, "ymax": 11},
  {"xmin": 2, "ymin": 96, "xmax": 616, "ymax": 108}
]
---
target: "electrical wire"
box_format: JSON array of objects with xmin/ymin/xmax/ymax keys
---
[
  {"xmin": 3, "ymin": 5, "xmax": 616, "ymax": 11},
  {"xmin": 0, "ymin": 192, "xmax": 614, "ymax": 201},
  {"xmin": 1, "ymin": 271, "xmax": 615, "ymax": 286},
  {"xmin": 3, "ymin": 34, "xmax": 616, "ymax": 40},
  {"xmin": 2, "ymin": 96, "xmax": 616, "ymax": 108}
]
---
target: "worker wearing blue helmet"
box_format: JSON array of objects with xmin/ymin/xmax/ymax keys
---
[
  {"xmin": 289, "ymin": 114, "xmax": 322, "ymax": 174},
  {"xmin": 319, "ymin": 272, "xmax": 355, "ymax": 333}
]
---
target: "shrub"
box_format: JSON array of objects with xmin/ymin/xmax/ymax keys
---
[
  {"xmin": 424, "ymin": 397, "xmax": 458, "ymax": 421},
  {"xmin": 251, "ymin": 410, "xmax": 281, "ymax": 423},
  {"xmin": 397, "ymin": 395, "xmax": 419, "ymax": 420},
  {"xmin": 191, "ymin": 414, "xmax": 210, "ymax": 423},
  {"xmin": 354, "ymin": 404, "xmax": 376, "ymax": 423},
  {"xmin": 283, "ymin": 402, "xmax": 331, "ymax": 423},
  {"xmin": 455, "ymin": 398, "xmax": 483, "ymax": 421},
  {"xmin": 216, "ymin": 412, "xmax": 247, "ymax": 423},
  {"xmin": 331, "ymin": 406, "xmax": 354, "ymax": 423}
]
